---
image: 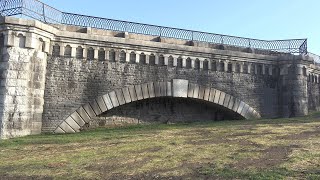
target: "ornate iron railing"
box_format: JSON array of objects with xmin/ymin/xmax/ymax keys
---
[{"xmin": 0, "ymin": 0, "xmax": 308, "ymax": 54}]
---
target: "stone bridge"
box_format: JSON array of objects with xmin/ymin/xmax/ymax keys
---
[{"xmin": 0, "ymin": 8, "xmax": 320, "ymax": 139}]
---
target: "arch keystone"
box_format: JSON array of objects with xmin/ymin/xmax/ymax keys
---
[{"xmin": 172, "ymin": 79, "xmax": 188, "ymax": 98}]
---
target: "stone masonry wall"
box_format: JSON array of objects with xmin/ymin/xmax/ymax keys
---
[
  {"xmin": 0, "ymin": 47, "xmax": 47, "ymax": 139},
  {"xmin": 42, "ymin": 56, "xmax": 279, "ymax": 132}
]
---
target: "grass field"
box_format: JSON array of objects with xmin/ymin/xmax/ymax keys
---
[{"xmin": 1, "ymin": 113, "xmax": 320, "ymax": 180}]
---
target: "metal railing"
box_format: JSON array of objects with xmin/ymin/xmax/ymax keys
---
[{"xmin": 0, "ymin": 0, "xmax": 308, "ymax": 54}]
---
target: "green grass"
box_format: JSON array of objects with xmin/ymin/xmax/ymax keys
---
[{"xmin": 1, "ymin": 113, "xmax": 320, "ymax": 179}]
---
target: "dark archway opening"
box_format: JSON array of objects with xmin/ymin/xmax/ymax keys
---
[{"xmin": 92, "ymin": 97, "xmax": 244, "ymax": 128}]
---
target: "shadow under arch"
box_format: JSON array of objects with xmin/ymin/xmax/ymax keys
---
[{"xmin": 54, "ymin": 79, "xmax": 261, "ymax": 133}]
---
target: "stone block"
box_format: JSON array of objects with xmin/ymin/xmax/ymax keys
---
[
  {"xmin": 214, "ymin": 90, "xmax": 221, "ymax": 104},
  {"xmin": 193, "ymin": 85, "xmax": 200, "ymax": 99},
  {"xmin": 188, "ymin": 83, "xmax": 195, "ymax": 98},
  {"xmin": 160, "ymin": 82, "xmax": 167, "ymax": 96},
  {"xmin": 102, "ymin": 94, "xmax": 114, "ymax": 110},
  {"xmin": 109, "ymin": 91, "xmax": 119, "ymax": 107},
  {"xmin": 218, "ymin": 92, "xmax": 226, "ymax": 105},
  {"xmin": 83, "ymin": 104, "xmax": 96, "ymax": 118},
  {"xmin": 154, "ymin": 82, "xmax": 161, "ymax": 97},
  {"xmin": 59, "ymin": 121, "xmax": 75, "ymax": 133},
  {"xmin": 128, "ymin": 86, "xmax": 137, "ymax": 101},
  {"xmin": 65, "ymin": 117, "xmax": 80, "ymax": 132},
  {"xmin": 240, "ymin": 104, "xmax": 250, "ymax": 118},
  {"xmin": 70, "ymin": 111, "xmax": 86, "ymax": 126},
  {"xmin": 237, "ymin": 101, "xmax": 245, "ymax": 114},
  {"xmin": 167, "ymin": 81, "xmax": 172, "ymax": 96},
  {"xmin": 115, "ymin": 89, "xmax": 125, "ymax": 105},
  {"xmin": 76, "ymin": 106, "xmax": 91, "ymax": 123},
  {"xmin": 148, "ymin": 82, "xmax": 155, "ymax": 98},
  {"xmin": 54, "ymin": 127, "xmax": 65, "ymax": 134},
  {"xmin": 198, "ymin": 86, "xmax": 205, "ymax": 100},
  {"xmin": 135, "ymin": 85, "xmax": 143, "ymax": 100},
  {"xmin": 209, "ymin": 88, "xmax": 216, "ymax": 102},
  {"xmin": 96, "ymin": 96, "xmax": 107, "ymax": 112},
  {"xmin": 90, "ymin": 100, "xmax": 102, "ymax": 115},
  {"xmin": 232, "ymin": 99, "xmax": 241, "ymax": 113},
  {"xmin": 223, "ymin": 94, "xmax": 231, "ymax": 107},
  {"xmin": 172, "ymin": 79, "xmax": 188, "ymax": 98},
  {"xmin": 204, "ymin": 87, "xmax": 210, "ymax": 101},
  {"xmin": 228, "ymin": 96, "xmax": 235, "ymax": 110},
  {"xmin": 122, "ymin": 87, "xmax": 132, "ymax": 103},
  {"xmin": 142, "ymin": 83, "xmax": 149, "ymax": 99}
]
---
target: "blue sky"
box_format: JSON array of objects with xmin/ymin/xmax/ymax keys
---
[{"xmin": 42, "ymin": 0, "xmax": 319, "ymax": 54}]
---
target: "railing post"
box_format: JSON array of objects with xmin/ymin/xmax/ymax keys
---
[
  {"xmin": 42, "ymin": 3, "xmax": 46, "ymax": 23},
  {"xmin": 159, "ymin": 27, "xmax": 162, "ymax": 37}
]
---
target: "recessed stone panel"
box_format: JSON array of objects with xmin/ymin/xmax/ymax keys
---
[
  {"xmin": 109, "ymin": 91, "xmax": 119, "ymax": 107},
  {"xmin": 240, "ymin": 104, "xmax": 250, "ymax": 118},
  {"xmin": 65, "ymin": 117, "xmax": 80, "ymax": 132},
  {"xmin": 122, "ymin": 87, "xmax": 132, "ymax": 103},
  {"xmin": 70, "ymin": 111, "xmax": 86, "ymax": 127},
  {"xmin": 102, "ymin": 94, "xmax": 114, "ymax": 110},
  {"xmin": 128, "ymin": 86, "xmax": 137, "ymax": 101},
  {"xmin": 172, "ymin": 79, "xmax": 188, "ymax": 98},
  {"xmin": 135, "ymin": 85, "xmax": 143, "ymax": 100},
  {"xmin": 148, "ymin": 82, "xmax": 155, "ymax": 98},
  {"xmin": 115, "ymin": 89, "xmax": 125, "ymax": 105},
  {"xmin": 142, "ymin": 83, "xmax": 149, "ymax": 99},
  {"xmin": 76, "ymin": 106, "xmax": 91, "ymax": 123}
]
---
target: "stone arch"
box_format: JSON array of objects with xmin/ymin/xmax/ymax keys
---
[
  {"xmin": 53, "ymin": 79, "xmax": 261, "ymax": 134},
  {"xmin": 186, "ymin": 58, "xmax": 192, "ymax": 68}
]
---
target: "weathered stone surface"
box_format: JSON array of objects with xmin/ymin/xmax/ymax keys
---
[
  {"xmin": 209, "ymin": 88, "xmax": 216, "ymax": 102},
  {"xmin": 59, "ymin": 121, "xmax": 75, "ymax": 133},
  {"xmin": 193, "ymin": 85, "xmax": 200, "ymax": 99},
  {"xmin": 214, "ymin": 90, "xmax": 221, "ymax": 104},
  {"xmin": 135, "ymin": 85, "xmax": 143, "ymax": 100},
  {"xmin": 167, "ymin": 82, "xmax": 172, "ymax": 96},
  {"xmin": 188, "ymin": 83, "xmax": 195, "ymax": 98},
  {"xmin": 172, "ymin": 79, "xmax": 188, "ymax": 98},
  {"xmin": 70, "ymin": 112, "xmax": 86, "ymax": 127},
  {"xmin": 122, "ymin": 87, "xmax": 132, "ymax": 103},
  {"xmin": 90, "ymin": 100, "xmax": 102, "ymax": 115},
  {"xmin": 128, "ymin": 86, "xmax": 137, "ymax": 102},
  {"xmin": 54, "ymin": 127, "xmax": 65, "ymax": 134},
  {"xmin": 218, "ymin": 92, "xmax": 226, "ymax": 106},
  {"xmin": 148, "ymin": 82, "xmax": 155, "ymax": 98},
  {"xmin": 154, "ymin": 82, "xmax": 161, "ymax": 97},
  {"xmin": 115, "ymin": 89, "xmax": 125, "ymax": 105},
  {"xmin": 204, "ymin": 87, "xmax": 210, "ymax": 101},
  {"xmin": 142, "ymin": 83, "xmax": 149, "ymax": 99},
  {"xmin": 83, "ymin": 104, "xmax": 96, "ymax": 118},
  {"xmin": 76, "ymin": 106, "xmax": 91, "ymax": 123},
  {"xmin": 96, "ymin": 96, "xmax": 108, "ymax": 112},
  {"xmin": 198, "ymin": 86, "xmax": 205, "ymax": 100},
  {"xmin": 103, "ymin": 94, "xmax": 114, "ymax": 110},
  {"xmin": 109, "ymin": 91, "xmax": 119, "ymax": 107},
  {"xmin": 65, "ymin": 117, "xmax": 80, "ymax": 132}
]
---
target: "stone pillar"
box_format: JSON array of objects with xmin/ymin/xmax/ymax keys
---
[
  {"xmin": 0, "ymin": 34, "xmax": 48, "ymax": 139},
  {"xmin": 182, "ymin": 57, "xmax": 186, "ymax": 68},
  {"xmin": 94, "ymin": 48, "xmax": 99, "ymax": 60},
  {"xmin": 279, "ymin": 62, "xmax": 308, "ymax": 118},
  {"xmin": 155, "ymin": 55, "xmax": 159, "ymax": 65},
  {"xmin": 164, "ymin": 55, "xmax": 168, "ymax": 66}
]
